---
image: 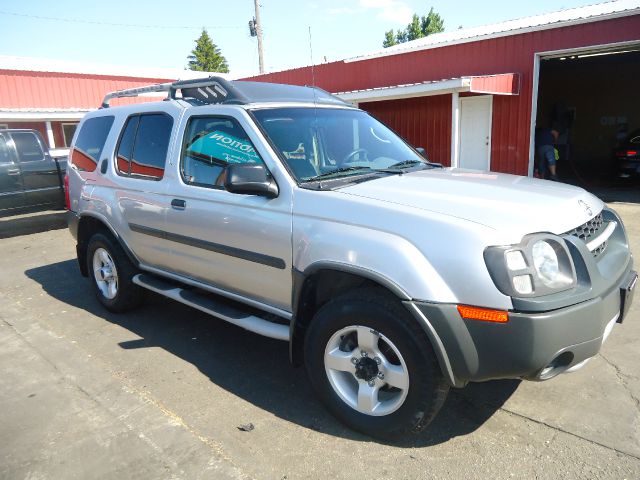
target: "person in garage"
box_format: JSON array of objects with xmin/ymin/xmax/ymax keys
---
[{"xmin": 535, "ymin": 126, "xmax": 560, "ymax": 181}]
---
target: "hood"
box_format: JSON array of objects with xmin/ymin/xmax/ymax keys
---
[{"xmin": 338, "ymin": 168, "xmax": 603, "ymax": 237}]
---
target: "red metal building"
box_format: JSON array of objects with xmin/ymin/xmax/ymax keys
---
[
  {"xmin": 246, "ymin": 1, "xmax": 640, "ymax": 178},
  {"xmin": 0, "ymin": 57, "xmax": 214, "ymax": 155}
]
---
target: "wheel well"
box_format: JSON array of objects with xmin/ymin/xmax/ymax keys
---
[
  {"xmin": 291, "ymin": 269, "xmax": 396, "ymax": 366},
  {"xmin": 76, "ymin": 217, "xmax": 121, "ymax": 276}
]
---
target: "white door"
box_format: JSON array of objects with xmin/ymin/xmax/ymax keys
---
[{"xmin": 459, "ymin": 96, "xmax": 492, "ymax": 171}]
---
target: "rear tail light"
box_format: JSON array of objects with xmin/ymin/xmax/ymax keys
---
[
  {"xmin": 617, "ymin": 150, "xmax": 639, "ymax": 157},
  {"xmin": 64, "ymin": 173, "xmax": 70, "ymax": 210}
]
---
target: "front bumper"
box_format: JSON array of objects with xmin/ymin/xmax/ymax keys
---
[{"xmin": 412, "ymin": 265, "xmax": 636, "ymax": 385}]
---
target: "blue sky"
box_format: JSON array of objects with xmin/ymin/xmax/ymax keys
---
[{"xmin": 0, "ymin": 0, "xmax": 602, "ymax": 77}]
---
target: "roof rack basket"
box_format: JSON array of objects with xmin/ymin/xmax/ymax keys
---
[{"xmin": 101, "ymin": 76, "xmax": 246, "ymax": 108}]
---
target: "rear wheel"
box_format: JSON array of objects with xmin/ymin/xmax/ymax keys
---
[
  {"xmin": 87, "ymin": 232, "xmax": 142, "ymax": 313},
  {"xmin": 304, "ymin": 288, "xmax": 449, "ymax": 439}
]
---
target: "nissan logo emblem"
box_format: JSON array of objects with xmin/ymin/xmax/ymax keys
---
[{"xmin": 578, "ymin": 199, "xmax": 593, "ymax": 217}]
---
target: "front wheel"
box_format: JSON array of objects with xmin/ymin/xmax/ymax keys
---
[
  {"xmin": 304, "ymin": 288, "xmax": 449, "ymax": 439},
  {"xmin": 87, "ymin": 232, "xmax": 143, "ymax": 313}
]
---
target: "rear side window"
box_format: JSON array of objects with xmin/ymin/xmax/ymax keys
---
[
  {"xmin": 72, "ymin": 116, "xmax": 114, "ymax": 172},
  {"xmin": 116, "ymin": 113, "xmax": 172, "ymax": 180},
  {"xmin": 115, "ymin": 116, "xmax": 138, "ymax": 175},
  {"xmin": 11, "ymin": 132, "xmax": 45, "ymax": 163},
  {"xmin": 0, "ymin": 133, "xmax": 15, "ymax": 164}
]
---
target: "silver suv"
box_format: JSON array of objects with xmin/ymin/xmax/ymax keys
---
[{"xmin": 67, "ymin": 77, "xmax": 637, "ymax": 439}]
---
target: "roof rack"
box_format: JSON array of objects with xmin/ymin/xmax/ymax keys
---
[
  {"xmin": 101, "ymin": 82, "xmax": 171, "ymax": 108},
  {"xmin": 101, "ymin": 75, "xmax": 349, "ymax": 109},
  {"xmin": 101, "ymin": 76, "xmax": 246, "ymax": 108}
]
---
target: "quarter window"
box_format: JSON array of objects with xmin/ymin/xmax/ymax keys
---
[
  {"xmin": 116, "ymin": 113, "xmax": 173, "ymax": 180},
  {"xmin": 181, "ymin": 116, "xmax": 264, "ymax": 189},
  {"xmin": 72, "ymin": 116, "xmax": 115, "ymax": 172}
]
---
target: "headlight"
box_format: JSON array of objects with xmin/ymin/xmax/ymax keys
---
[
  {"xmin": 532, "ymin": 240, "xmax": 559, "ymax": 285},
  {"xmin": 484, "ymin": 234, "xmax": 576, "ymax": 298}
]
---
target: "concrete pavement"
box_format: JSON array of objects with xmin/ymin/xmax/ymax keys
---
[{"xmin": 0, "ymin": 203, "xmax": 639, "ymax": 479}]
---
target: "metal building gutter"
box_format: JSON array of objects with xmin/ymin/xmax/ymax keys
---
[
  {"xmin": 337, "ymin": 73, "xmax": 520, "ymax": 104},
  {"xmin": 0, "ymin": 109, "xmax": 88, "ymax": 121}
]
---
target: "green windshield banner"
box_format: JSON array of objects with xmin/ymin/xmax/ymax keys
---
[{"xmin": 188, "ymin": 130, "xmax": 259, "ymax": 164}]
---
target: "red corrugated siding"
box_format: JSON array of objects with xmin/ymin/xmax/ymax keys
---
[
  {"xmin": 246, "ymin": 15, "xmax": 640, "ymax": 175},
  {"xmin": 470, "ymin": 73, "xmax": 520, "ymax": 95},
  {"xmin": 0, "ymin": 70, "xmax": 172, "ymax": 109},
  {"xmin": 362, "ymin": 95, "xmax": 452, "ymax": 166}
]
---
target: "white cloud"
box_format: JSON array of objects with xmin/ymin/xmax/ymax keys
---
[
  {"xmin": 327, "ymin": 7, "xmax": 357, "ymax": 15},
  {"xmin": 358, "ymin": 0, "xmax": 413, "ymax": 25},
  {"xmin": 360, "ymin": 0, "xmax": 396, "ymax": 7}
]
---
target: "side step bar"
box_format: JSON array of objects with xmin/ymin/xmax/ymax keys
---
[{"xmin": 133, "ymin": 274, "xmax": 289, "ymax": 341}]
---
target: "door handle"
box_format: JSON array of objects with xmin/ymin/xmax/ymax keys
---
[
  {"xmin": 171, "ymin": 198, "xmax": 186, "ymax": 210},
  {"xmin": 7, "ymin": 168, "xmax": 20, "ymax": 176}
]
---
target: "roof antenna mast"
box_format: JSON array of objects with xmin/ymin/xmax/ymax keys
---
[{"xmin": 308, "ymin": 26, "xmax": 318, "ymax": 105}]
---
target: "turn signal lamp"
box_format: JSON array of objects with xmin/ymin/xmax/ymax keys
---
[
  {"xmin": 457, "ymin": 305, "xmax": 509, "ymax": 323},
  {"xmin": 505, "ymin": 250, "xmax": 527, "ymax": 270}
]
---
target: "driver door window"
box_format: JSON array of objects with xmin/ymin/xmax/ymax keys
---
[{"xmin": 181, "ymin": 116, "xmax": 264, "ymax": 189}]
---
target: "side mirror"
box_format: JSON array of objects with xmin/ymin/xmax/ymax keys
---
[
  {"xmin": 415, "ymin": 147, "xmax": 429, "ymax": 161},
  {"xmin": 225, "ymin": 163, "xmax": 278, "ymax": 198}
]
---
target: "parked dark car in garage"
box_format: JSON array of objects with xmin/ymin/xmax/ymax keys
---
[
  {"xmin": 615, "ymin": 128, "xmax": 640, "ymax": 178},
  {"xmin": 0, "ymin": 129, "xmax": 67, "ymax": 217}
]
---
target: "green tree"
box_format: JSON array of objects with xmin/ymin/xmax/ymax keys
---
[
  {"xmin": 382, "ymin": 6, "xmax": 445, "ymax": 48},
  {"xmin": 406, "ymin": 14, "xmax": 423, "ymax": 41},
  {"xmin": 187, "ymin": 29, "xmax": 229, "ymax": 73},
  {"xmin": 383, "ymin": 30, "xmax": 397, "ymax": 48},
  {"xmin": 420, "ymin": 7, "xmax": 444, "ymax": 36}
]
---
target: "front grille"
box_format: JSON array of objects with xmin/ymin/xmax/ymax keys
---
[
  {"xmin": 567, "ymin": 213, "xmax": 603, "ymax": 241},
  {"xmin": 565, "ymin": 213, "xmax": 607, "ymax": 258}
]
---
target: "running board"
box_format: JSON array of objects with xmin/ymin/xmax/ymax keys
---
[{"xmin": 133, "ymin": 274, "xmax": 289, "ymax": 341}]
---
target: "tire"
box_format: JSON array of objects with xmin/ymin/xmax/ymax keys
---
[
  {"xmin": 304, "ymin": 288, "xmax": 449, "ymax": 439},
  {"xmin": 87, "ymin": 232, "xmax": 143, "ymax": 313}
]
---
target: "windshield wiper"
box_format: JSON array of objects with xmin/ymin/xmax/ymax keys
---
[
  {"xmin": 384, "ymin": 159, "xmax": 424, "ymax": 169},
  {"xmin": 306, "ymin": 166, "xmax": 375, "ymax": 181}
]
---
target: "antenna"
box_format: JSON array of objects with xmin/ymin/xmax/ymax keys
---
[{"xmin": 308, "ymin": 26, "xmax": 318, "ymax": 105}]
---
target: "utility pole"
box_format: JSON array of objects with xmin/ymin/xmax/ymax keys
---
[{"xmin": 253, "ymin": 0, "xmax": 265, "ymax": 74}]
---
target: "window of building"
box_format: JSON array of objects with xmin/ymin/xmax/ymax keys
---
[
  {"xmin": 0, "ymin": 124, "xmax": 8, "ymax": 130},
  {"xmin": 181, "ymin": 116, "xmax": 264, "ymax": 189},
  {"xmin": 115, "ymin": 113, "xmax": 172, "ymax": 180},
  {"xmin": 62, "ymin": 123, "xmax": 78, "ymax": 147},
  {"xmin": 72, "ymin": 116, "xmax": 115, "ymax": 172}
]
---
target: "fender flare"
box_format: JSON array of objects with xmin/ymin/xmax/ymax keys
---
[
  {"xmin": 76, "ymin": 212, "xmax": 140, "ymax": 275},
  {"xmin": 290, "ymin": 262, "xmax": 460, "ymax": 387}
]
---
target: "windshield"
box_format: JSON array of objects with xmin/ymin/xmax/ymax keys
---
[{"xmin": 251, "ymin": 107, "xmax": 427, "ymax": 182}]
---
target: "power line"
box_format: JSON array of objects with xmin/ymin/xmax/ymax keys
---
[{"xmin": 0, "ymin": 9, "xmax": 244, "ymax": 30}]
